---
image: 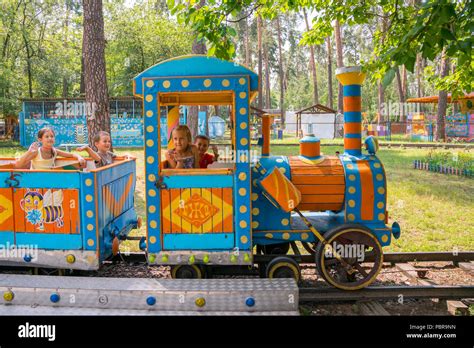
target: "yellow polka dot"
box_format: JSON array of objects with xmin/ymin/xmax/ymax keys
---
[
  {"xmin": 86, "ymin": 195, "xmax": 93, "ymax": 202},
  {"xmin": 146, "ymin": 110, "xmax": 153, "ymax": 117},
  {"xmin": 148, "ymin": 189, "xmax": 156, "ymax": 197},
  {"xmin": 376, "ymin": 174, "xmax": 383, "ymax": 181},
  {"xmin": 348, "ymin": 175, "xmax": 356, "ymax": 181},
  {"xmin": 238, "ymin": 172, "xmax": 247, "ymax": 181},
  {"xmin": 381, "ymin": 234, "xmax": 389, "ymax": 243},
  {"xmin": 251, "ymin": 193, "xmax": 258, "ymax": 201},
  {"xmin": 150, "ymin": 220, "xmax": 157, "ymax": 228},
  {"xmin": 348, "ymin": 187, "xmax": 356, "ymax": 194},
  {"xmin": 378, "ymin": 187, "xmax": 385, "ymax": 194},
  {"xmin": 240, "ymin": 138, "xmax": 248, "ymax": 146},
  {"xmin": 239, "ymin": 205, "xmax": 247, "ymax": 213},
  {"xmin": 239, "ymin": 108, "xmax": 247, "ymax": 115},
  {"xmin": 240, "ymin": 122, "xmax": 248, "ymax": 130},
  {"xmin": 278, "ymin": 167, "xmax": 286, "ymax": 174},
  {"xmin": 239, "ymin": 92, "xmax": 246, "ymax": 99},
  {"xmin": 264, "ymin": 232, "xmax": 272, "ymax": 238},
  {"xmin": 252, "ymin": 179, "xmax": 257, "ymax": 187},
  {"xmin": 222, "ymin": 79, "xmax": 230, "ymax": 87},
  {"xmin": 346, "ymin": 164, "xmax": 354, "ymax": 169},
  {"xmin": 374, "ymin": 163, "xmax": 381, "ymax": 168},
  {"xmin": 252, "ymin": 208, "xmax": 259, "ymax": 216},
  {"xmin": 239, "ymin": 220, "xmax": 247, "ymax": 228},
  {"xmin": 149, "ymin": 236, "xmax": 156, "ymax": 244},
  {"xmin": 239, "ymin": 188, "xmax": 246, "ymax": 196},
  {"xmin": 240, "ymin": 236, "xmax": 248, "ymax": 244},
  {"xmin": 239, "ymin": 154, "xmax": 248, "ymax": 163},
  {"xmin": 377, "ymin": 202, "xmax": 384, "ymax": 209},
  {"xmin": 146, "ymin": 126, "xmax": 154, "ymax": 133},
  {"xmin": 203, "ymin": 79, "xmax": 212, "ymax": 87},
  {"xmin": 348, "ymin": 200, "xmax": 356, "ymax": 208},
  {"xmin": 163, "ymin": 80, "xmax": 170, "ymax": 88},
  {"xmin": 251, "ymin": 221, "xmax": 259, "ymax": 229},
  {"xmin": 281, "ymin": 218, "xmax": 289, "ymax": 226},
  {"xmin": 86, "ymin": 210, "xmax": 94, "ymax": 218},
  {"xmin": 301, "ymin": 233, "xmax": 309, "ymax": 240},
  {"xmin": 181, "ymin": 79, "xmax": 189, "ymax": 88},
  {"xmin": 239, "ymin": 78, "xmax": 246, "ymax": 85},
  {"xmin": 85, "ymin": 179, "xmax": 93, "ymax": 186},
  {"xmin": 87, "ymin": 224, "xmax": 94, "ymax": 231},
  {"xmin": 378, "ymin": 213, "xmax": 385, "ymax": 221},
  {"xmin": 149, "ymin": 205, "xmax": 156, "ymax": 213},
  {"xmin": 145, "ymin": 95, "xmax": 153, "ymax": 102},
  {"xmin": 146, "ymin": 80, "xmax": 154, "ymax": 87},
  {"xmin": 87, "ymin": 239, "xmax": 94, "ymax": 247},
  {"xmin": 148, "ymin": 174, "xmax": 156, "ymax": 182},
  {"xmin": 282, "ymin": 232, "xmax": 290, "ymax": 240},
  {"xmin": 147, "ymin": 156, "xmax": 155, "ymax": 164},
  {"xmin": 347, "ymin": 214, "xmax": 355, "ymax": 221},
  {"xmin": 146, "ymin": 139, "xmax": 154, "ymax": 147}
]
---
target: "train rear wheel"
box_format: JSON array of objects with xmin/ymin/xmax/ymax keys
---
[
  {"xmin": 266, "ymin": 256, "xmax": 301, "ymax": 282},
  {"xmin": 171, "ymin": 265, "xmax": 204, "ymax": 279},
  {"xmin": 315, "ymin": 225, "xmax": 383, "ymax": 290}
]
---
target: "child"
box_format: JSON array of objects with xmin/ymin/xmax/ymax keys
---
[
  {"xmin": 165, "ymin": 125, "xmax": 199, "ymax": 169},
  {"xmin": 195, "ymin": 134, "xmax": 219, "ymax": 168},
  {"xmin": 77, "ymin": 131, "xmax": 116, "ymax": 168},
  {"xmin": 15, "ymin": 127, "xmax": 86, "ymax": 169}
]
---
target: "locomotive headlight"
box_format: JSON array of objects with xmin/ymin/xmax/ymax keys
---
[{"xmin": 364, "ymin": 136, "xmax": 379, "ymax": 155}]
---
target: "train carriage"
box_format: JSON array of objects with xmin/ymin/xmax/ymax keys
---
[{"xmin": 0, "ymin": 157, "xmax": 139, "ymax": 270}]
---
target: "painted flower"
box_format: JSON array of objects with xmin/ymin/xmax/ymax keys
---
[{"xmin": 26, "ymin": 209, "xmax": 43, "ymax": 225}]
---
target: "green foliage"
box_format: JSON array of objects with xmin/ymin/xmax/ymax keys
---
[
  {"xmin": 424, "ymin": 149, "xmax": 474, "ymax": 172},
  {"xmin": 170, "ymin": 0, "xmax": 472, "ymax": 95}
]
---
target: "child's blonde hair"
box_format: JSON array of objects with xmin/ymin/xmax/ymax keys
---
[{"xmin": 172, "ymin": 125, "xmax": 192, "ymax": 148}]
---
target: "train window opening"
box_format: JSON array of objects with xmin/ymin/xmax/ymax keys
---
[{"xmin": 158, "ymin": 92, "xmax": 239, "ymax": 174}]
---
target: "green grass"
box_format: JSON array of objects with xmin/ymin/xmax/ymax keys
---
[{"xmin": 2, "ymin": 140, "xmax": 472, "ymax": 252}]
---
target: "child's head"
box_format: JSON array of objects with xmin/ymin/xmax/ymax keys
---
[
  {"xmin": 171, "ymin": 125, "xmax": 192, "ymax": 151},
  {"xmin": 37, "ymin": 128, "xmax": 55, "ymax": 148},
  {"xmin": 93, "ymin": 131, "xmax": 112, "ymax": 152},
  {"xmin": 195, "ymin": 135, "xmax": 210, "ymax": 155}
]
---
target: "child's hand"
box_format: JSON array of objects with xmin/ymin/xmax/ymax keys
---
[
  {"xmin": 211, "ymin": 145, "xmax": 218, "ymax": 154},
  {"xmin": 77, "ymin": 156, "xmax": 86, "ymax": 168},
  {"xmin": 76, "ymin": 145, "xmax": 89, "ymax": 152},
  {"xmin": 28, "ymin": 142, "xmax": 40, "ymax": 153}
]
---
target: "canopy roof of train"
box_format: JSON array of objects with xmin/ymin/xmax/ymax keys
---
[{"xmin": 133, "ymin": 55, "xmax": 259, "ymax": 99}]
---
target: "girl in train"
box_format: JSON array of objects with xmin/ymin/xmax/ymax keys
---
[
  {"xmin": 165, "ymin": 125, "xmax": 200, "ymax": 169},
  {"xmin": 15, "ymin": 127, "xmax": 86, "ymax": 169},
  {"xmin": 194, "ymin": 134, "xmax": 219, "ymax": 168},
  {"xmin": 77, "ymin": 131, "xmax": 117, "ymax": 168}
]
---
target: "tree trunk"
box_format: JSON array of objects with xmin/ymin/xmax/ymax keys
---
[
  {"xmin": 395, "ymin": 67, "xmax": 405, "ymax": 121},
  {"xmin": 276, "ymin": 16, "xmax": 285, "ymax": 127},
  {"xmin": 263, "ymin": 23, "xmax": 271, "ymax": 109},
  {"xmin": 416, "ymin": 53, "xmax": 423, "ymax": 98},
  {"xmin": 303, "ymin": 9, "xmax": 319, "ymax": 105},
  {"xmin": 62, "ymin": 1, "xmax": 70, "ymax": 98},
  {"xmin": 257, "ymin": 15, "xmax": 263, "ymax": 110},
  {"xmin": 436, "ymin": 50, "xmax": 449, "ymax": 142},
  {"xmin": 326, "ymin": 37, "xmax": 333, "ymax": 110},
  {"xmin": 334, "ymin": 20, "xmax": 344, "ymax": 113},
  {"xmin": 244, "ymin": 16, "xmax": 251, "ymax": 68},
  {"xmin": 377, "ymin": 81, "xmax": 384, "ymax": 123},
  {"xmin": 83, "ymin": 0, "xmax": 110, "ymax": 148}
]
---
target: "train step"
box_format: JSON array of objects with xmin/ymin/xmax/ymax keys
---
[{"xmin": 0, "ymin": 274, "xmax": 299, "ymax": 315}]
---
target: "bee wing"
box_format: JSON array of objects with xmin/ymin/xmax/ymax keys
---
[
  {"xmin": 43, "ymin": 190, "xmax": 52, "ymax": 206},
  {"xmin": 52, "ymin": 190, "xmax": 63, "ymax": 206}
]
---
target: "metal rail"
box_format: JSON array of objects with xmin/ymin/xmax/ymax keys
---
[
  {"xmin": 299, "ymin": 285, "xmax": 474, "ymax": 303},
  {"xmin": 110, "ymin": 251, "xmax": 474, "ymax": 264}
]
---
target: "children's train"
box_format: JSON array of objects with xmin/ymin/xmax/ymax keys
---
[{"xmin": 0, "ymin": 56, "xmax": 400, "ymax": 290}]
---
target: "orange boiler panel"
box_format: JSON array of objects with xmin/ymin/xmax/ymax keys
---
[{"xmin": 288, "ymin": 156, "xmax": 345, "ymax": 212}]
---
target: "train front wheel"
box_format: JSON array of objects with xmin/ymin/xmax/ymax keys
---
[
  {"xmin": 315, "ymin": 224, "xmax": 383, "ymax": 290},
  {"xmin": 171, "ymin": 265, "xmax": 204, "ymax": 279},
  {"xmin": 266, "ymin": 256, "xmax": 301, "ymax": 282}
]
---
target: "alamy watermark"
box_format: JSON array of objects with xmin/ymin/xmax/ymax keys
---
[
  {"xmin": 55, "ymin": 100, "xmax": 97, "ymax": 121},
  {"xmin": 324, "ymin": 242, "xmax": 365, "ymax": 262},
  {"xmin": 0, "ymin": 242, "xmax": 38, "ymax": 261}
]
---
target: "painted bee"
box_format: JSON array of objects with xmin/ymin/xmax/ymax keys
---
[{"xmin": 21, "ymin": 189, "xmax": 64, "ymax": 230}]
